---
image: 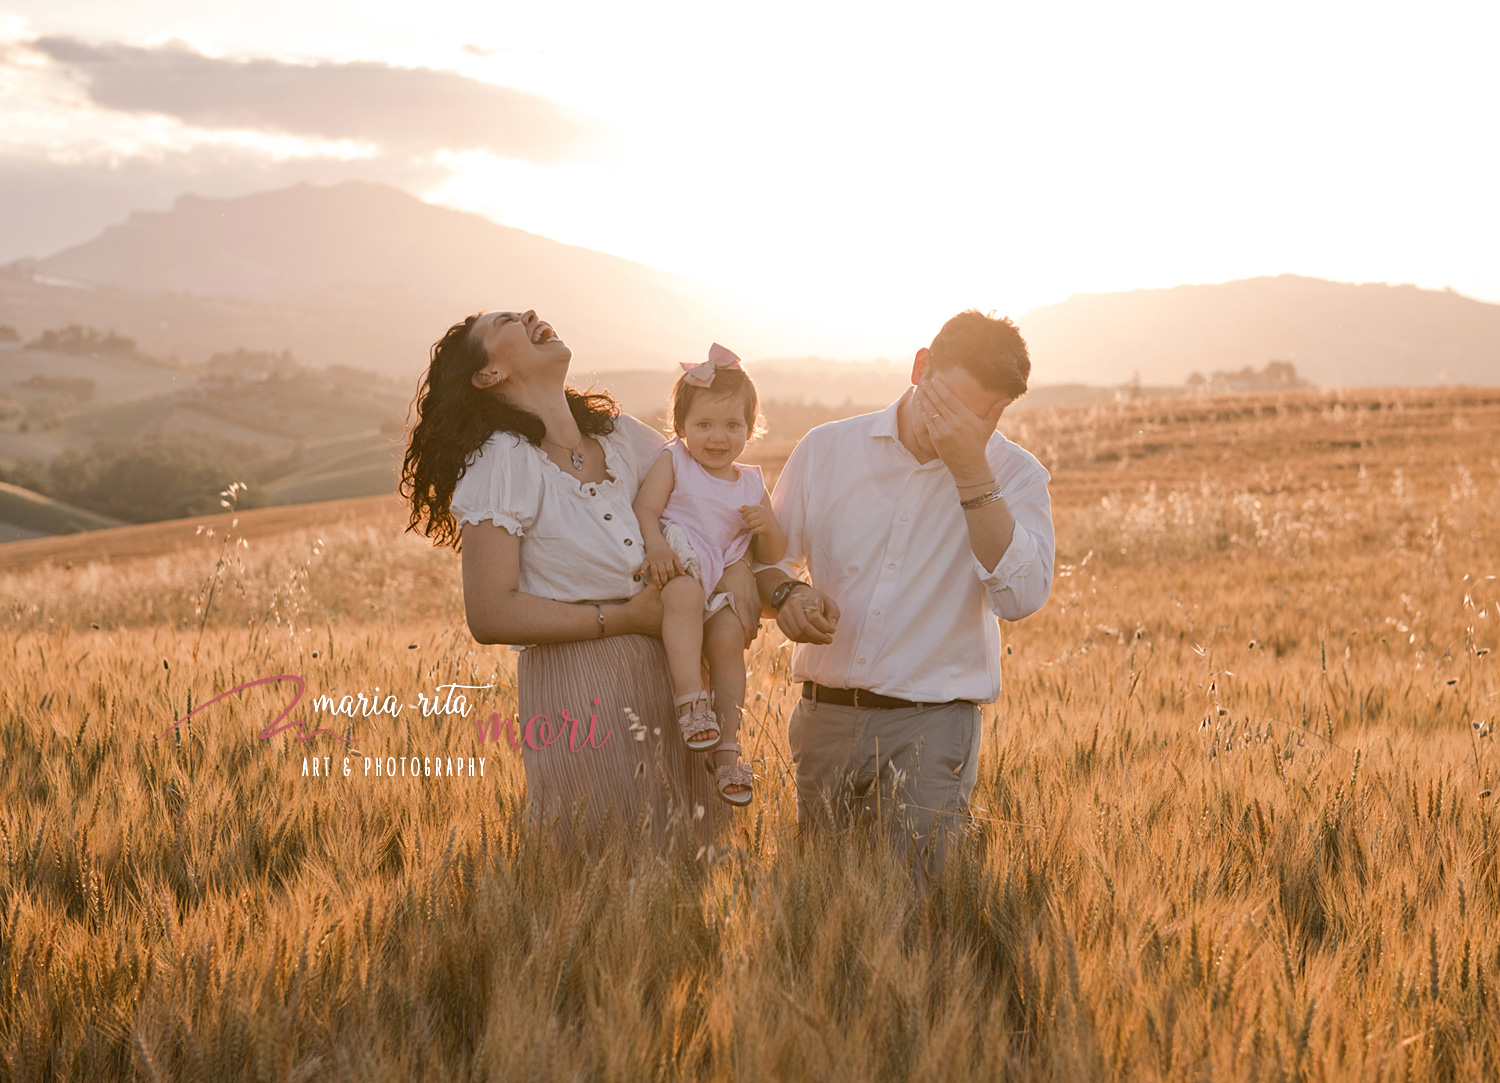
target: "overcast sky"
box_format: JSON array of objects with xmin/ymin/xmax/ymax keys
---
[{"xmin": 2, "ymin": 1, "xmax": 1497, "ymax": 349}]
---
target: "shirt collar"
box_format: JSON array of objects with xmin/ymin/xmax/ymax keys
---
[{"xmin": 870, "ymin": 390, "xmax": 908, "ymax": 441}]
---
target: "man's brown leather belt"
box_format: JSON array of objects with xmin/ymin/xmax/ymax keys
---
[{"xmin": 802, "ymin": 681, "xmax": 965, "ymax": 711}]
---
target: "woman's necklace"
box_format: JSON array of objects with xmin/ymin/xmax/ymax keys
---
[{"xmin": 543, "ymin": 433, "xmax": 586, "ymax": 471}]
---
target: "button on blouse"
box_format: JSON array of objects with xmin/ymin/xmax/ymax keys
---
[{"xmin": 449, "ymin": 412, "xmax": 665, "ymax": 605}]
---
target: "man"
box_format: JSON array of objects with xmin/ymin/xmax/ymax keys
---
[{"xmin": 754, "ymin": 309, "xmax": 1054, "ymax": 889}]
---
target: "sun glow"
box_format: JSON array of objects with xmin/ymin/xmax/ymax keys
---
[{"xmin": 3, "ymin": 0, "xmax": 1498, "ymax": 353}]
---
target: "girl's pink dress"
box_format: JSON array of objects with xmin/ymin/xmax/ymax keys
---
[{"xmin": 659, "ymin": 437, "xmax": 765, "ymax": 619}]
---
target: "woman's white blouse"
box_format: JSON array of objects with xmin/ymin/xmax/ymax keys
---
[{"xmin": 450, "ymin": 412, "xmax": 666, "ymax": 603}]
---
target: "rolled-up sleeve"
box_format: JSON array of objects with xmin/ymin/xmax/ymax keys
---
[
  {"xmin": 974, "ymin": 468, "xmax": 1054, "ymax": 621},
  {"xmin": 752, "ymin": 433, "xmax": 813, "ymax": 579}
]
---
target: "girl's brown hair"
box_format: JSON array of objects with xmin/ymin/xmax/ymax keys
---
[{"xmin": 667, "ymin": 367, "xmax": 766, "ymax": 439}]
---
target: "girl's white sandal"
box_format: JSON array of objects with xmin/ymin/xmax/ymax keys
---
[
  {"xmin": 674, "ymin": 693, "xmax": 720, "ymax": 752},
  {"xmin": 707, "ymin": 741, "xmax": 753, "ymax": 806}
]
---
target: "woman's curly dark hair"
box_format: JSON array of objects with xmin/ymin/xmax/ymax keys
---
[{"xmin": 400, "ymin": 313, "xmax": 620, "ymax": 550}]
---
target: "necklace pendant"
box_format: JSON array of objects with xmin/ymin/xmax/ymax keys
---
[{"xmin": 571, "ymin": 449, "xmax": 585, "ymax": 470}]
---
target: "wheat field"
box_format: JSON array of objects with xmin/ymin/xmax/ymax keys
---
[{"xmin": 2, "ymin": 388, "xmax": 1498, "ymax": 1082}]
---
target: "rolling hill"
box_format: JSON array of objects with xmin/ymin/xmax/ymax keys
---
[
  {"xmin": 0, "ymin": 481, "xmax": 125, "ymax": 542},
  {"xmin": 0, "ymin": 181, "xmax": 1493, "ymax": 415},
  {"xmin": 0, "ymin": 491, "xmax": 405, "ymax": 572},
  {"xmin": 6, "ymin": 182, "xmax": 895, "ymax": 374},
  {"xmin": 1020, "ymin": 275, "xmax": 1500, "ymax": 387}
]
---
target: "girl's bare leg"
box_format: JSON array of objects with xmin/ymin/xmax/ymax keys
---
[
  {"xmin": 717, "ymin": 558, "xmax": 761, "ymax": 647},
  {"xmin": 703, "ymin": 606, "xmax": 749, "ymax": 797},
  {"xmin": 662, "ymin": 576, "xmax": 714, "ymax": 733}
]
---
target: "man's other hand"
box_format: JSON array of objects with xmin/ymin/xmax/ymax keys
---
[{"xmin": 776, "ymin": 585, "xmax": 840, "ymax": 645}]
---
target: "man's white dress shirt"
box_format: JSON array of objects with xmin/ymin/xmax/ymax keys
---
[{"xmin": 755, "ymin": 392, "xmax": 1054, "ymax": 704}]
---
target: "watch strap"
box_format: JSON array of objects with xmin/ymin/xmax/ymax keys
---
[{"xmin": 771, "ymin": 579, "xmax": 809, "ymax": 611}]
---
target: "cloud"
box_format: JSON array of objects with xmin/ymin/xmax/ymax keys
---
[{"xmin": 28, "ymin": 36, "xmax": 597, "ymax": 164}]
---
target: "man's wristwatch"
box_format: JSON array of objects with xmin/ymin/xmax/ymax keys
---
[{"xmin": 770, "ymin": 579, "xmax": 811, "ymax": 612}]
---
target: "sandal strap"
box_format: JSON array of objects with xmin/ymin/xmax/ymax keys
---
[
  {"xmin": 678, "ymin": 708, "xmax": 718, "ymax": 741},
  {"xmin": 715, "ymin": 762, "xmax": 753, "ymax": 785},
  {"xmin": 712, "ymin": 743, "xmax": 751, "ymax": 786}
]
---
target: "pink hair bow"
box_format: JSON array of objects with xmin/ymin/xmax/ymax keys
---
[{"xmin": 679, "ymin": 342, "xmax": 742, "ymax": 387}]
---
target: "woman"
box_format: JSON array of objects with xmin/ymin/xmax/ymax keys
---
[{"xmin": 401, "ymin": 309, "xmax": 725, "ymax": 852}]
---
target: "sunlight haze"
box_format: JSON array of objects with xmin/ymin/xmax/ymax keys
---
[{"xmin": 2, "ymin": 0, "xmax": 1496, "ymax": 356}]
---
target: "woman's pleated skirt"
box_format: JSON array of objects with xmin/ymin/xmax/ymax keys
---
[{"xmin": 516, "ymin": 633, "xmax": 725, "ymax": 855}]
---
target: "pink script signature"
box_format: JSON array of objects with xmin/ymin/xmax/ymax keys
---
[
  {"xmin": 155, "ymin": 674, "xmax": 350, "ymax": 744},
  {"xmin": 155, "ymin": 674, "xmax": 615, "ymax": 754}
]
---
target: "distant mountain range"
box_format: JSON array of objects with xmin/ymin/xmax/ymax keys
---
[
  {"xmin": 2, "ymin": 181, "xmax": 1497, "ymax": 387},
  {"xmin": 4, "ymin": 181, "xmax": 896, "ymax": 374},
  {"xmin": 1021, "ymin": 276, "xmax": 1500, "ymax": 387}
]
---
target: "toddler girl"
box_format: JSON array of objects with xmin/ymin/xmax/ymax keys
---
[{"xmin": 633, "ymin": 344, "xmax": 785, "ymax": 807}]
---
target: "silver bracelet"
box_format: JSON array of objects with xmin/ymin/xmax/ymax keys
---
[{"xmin": 959, "ymin": 485, "xmax": 1005, "ymax": 510}]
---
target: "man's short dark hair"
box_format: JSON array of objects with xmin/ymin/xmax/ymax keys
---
[{"xmin": 927, "ymin": 309, "xmax": 1030, "ymax": 400}]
